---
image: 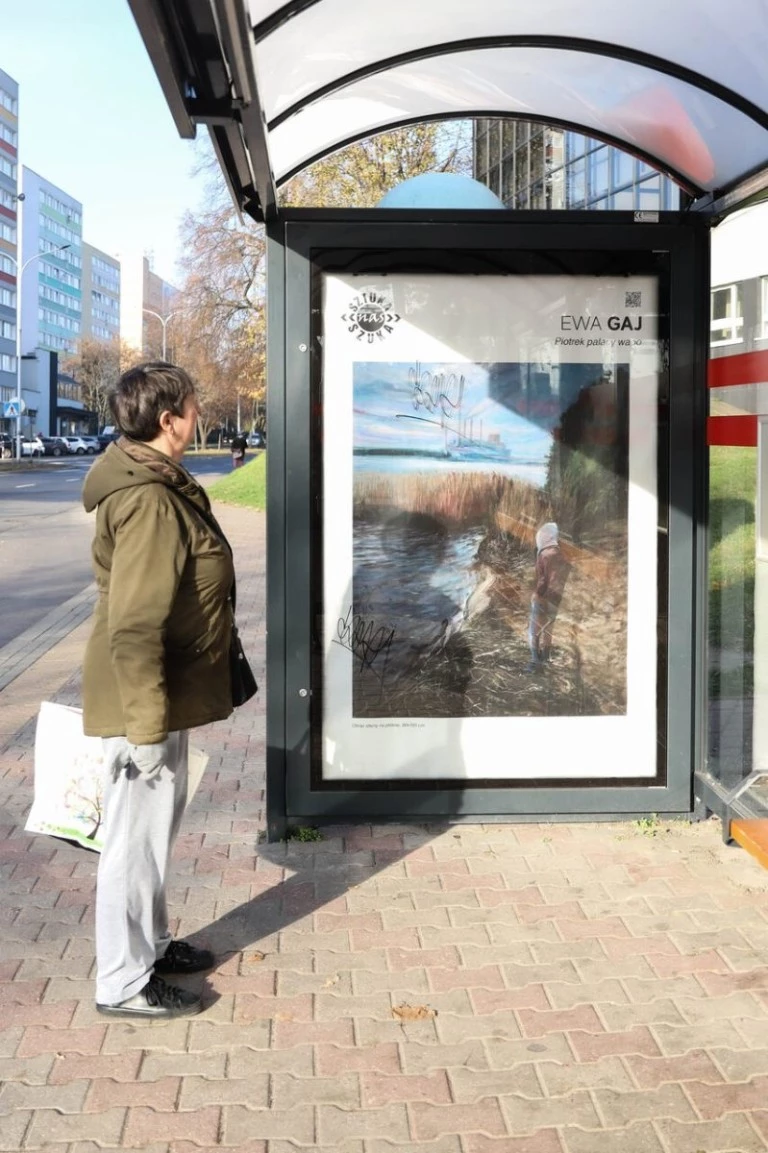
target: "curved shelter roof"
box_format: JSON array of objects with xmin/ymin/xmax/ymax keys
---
[{"xmin": 128, "ymin": 0, "xmax": 768, "ymax": 221}]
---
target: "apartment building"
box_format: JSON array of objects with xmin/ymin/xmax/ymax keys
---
[
  {"xmin": 0, "ymin": 68, "xmax": 19, "ymax": 423},
  {"xmin": 81, "ymin": 241, "xmax": 120, "ymax": 342},
  {"xmin": 119, "ymin": 252, "xmax": 179, "ymax": 358},
  {"xmin": 20, "ymin": 167, "xmax": 82, "ymax": 356}
]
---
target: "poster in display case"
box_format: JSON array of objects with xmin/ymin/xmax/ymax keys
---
[{"xmin": 319, "ymin": 272, "xmax": 663, "ymax": 784}]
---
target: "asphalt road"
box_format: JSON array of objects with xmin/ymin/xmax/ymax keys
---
[{"xmin": 0, "ymin": 452, "xmax": 231, "ymax": 650}]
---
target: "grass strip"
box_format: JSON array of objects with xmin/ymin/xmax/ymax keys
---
[{"xmin": 207, "ymin": 452, "xmax": 266, "ymax": 510}]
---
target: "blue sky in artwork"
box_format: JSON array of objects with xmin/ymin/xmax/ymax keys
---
[{"xmin": 353, "ymin": 361, "xmax": 558, "ymax": 463}]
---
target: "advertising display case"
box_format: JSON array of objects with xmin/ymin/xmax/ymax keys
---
[{"xmin": 265, "ymin": 213, "xmax": 709, "ymax": 833}]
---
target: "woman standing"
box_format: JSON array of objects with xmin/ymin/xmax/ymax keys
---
[{"xmin": 82, "ymin": 362, "xmax": 236, "ymax": 1018}]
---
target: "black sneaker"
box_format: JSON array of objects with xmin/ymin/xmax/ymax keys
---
[
  {"xmin": 154, "ymin": 939, "xmax": 215, "ymax": 975},
  {"xmin": 96, "ymin": 973, "xmax": 202, "ymax": 1018}
]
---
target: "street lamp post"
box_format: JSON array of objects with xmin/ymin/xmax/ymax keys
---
[
  {"xmin": 8, "ymin": 191, "xmax": 70, "ymax": 458},
  {"xmin": 142, "ymin": 309, "xmax": 176, "ymax": 361}
]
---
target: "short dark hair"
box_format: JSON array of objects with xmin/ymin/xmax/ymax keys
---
[{"xmin": 108, "ymin": 362, "xmax": 196, "ymax": 441}]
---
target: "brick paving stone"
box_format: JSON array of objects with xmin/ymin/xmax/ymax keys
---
[
  {"xmin": 503, "ymin": 961, "xmax": 579, "ymax": 988},
  {"xmin": 102, "ymin": 1019, "xmax": 191, "ymax": 1054},
  {"xmin": 0, "ymin": 1052, "xmax": 54, "ymax": 1084},
  {"xmin": 560, "ymin": 1120, "xmax": 664, "ymax": 1153},
  {"xmin": 519, "ymin": 1005, "xmax": 604, "ymax": 1038},
  {"xmin": 598, "ymin": 999, "xmax": 687, "ymax": 1030},
  {"xmin": 0, "ymin": 1110, "xmax": 31, "ymax": 1149},
  {"xmin": 485, "ymin": 1034, "xmax": 574, "ymax": 1070},
  {"xmin": 86, "ymin": 1075, "xmax": 181, "ymax": 1111},
  {"xmin": 366, "ymin": 1139, "xmax": 462, "ymax": 1153},
  {"xmin": 0, "ymin": 1078, "xmax": 89, "ymax": 1112},
  {"xmin": 569, "ymin": 1026, "xmax": 660, "ymax": 1061},
  {"xmin": 463, "ymin": 1135, "xmax": 564, "ymax": 1153},
  {"xmin": 411, "ymin": 1099, "xmax": 507, "ymax": 1140},
  {"xmin": 699, "ymin": 969, "xmax": 768, "ymax": 995},
  {"xmin": 17, "ymin": 1024, "xmax": 106, "ymax": 1057},
  {"xmin": 677, "ymin": 992, "xmax": 767, "ymax": 1024},
  {"xmin": 501, "ymin": 1089, "xmax": 601, "ymax": 1133},
  {"xmin": 436, "ymin": 1009, "xmax": 525, "ymax": 1044},
  {"xmin": 25, "ymin": 1106, "xmax": 126, "ymax": 1146},
  {"xmin": 655, "ymin": 1114, "xmax": 768, "ymax": 1152},
  {"xmin": 178, "ymin": 1073, "xmax": 270, "ymax": 1108},
  {"xmin": 472, "ymin": 986, "xmax": 550, "ymax": 1013},
  {"xmin": 710, "ymin": 1047, "xmax": 768, "ymax": 1081},
  {"xmin": 223, "ymin": 1104, "xmax": 313, "ymax": 1145},
  {"xmin": 653, "ymin": 1020, "xmax": 756, "ymax": 1055},
  {"xmin": 625, "ymin": 1049, "xmax": 724, "ymax": 1088},
  {"xmin": 124, "ymin": 1105, "xmax": 221, "ymax": 1146},
  {"xmin": 538, "ymin": 1055, "xmax": 635, "ymax": 1094},
  {"xmin": 188, "ymin": 1020, "xmax": 270, "ymax": 1050},
  {"xmin": 686, "ymin": 1074, "xmax": 768, "ymax": 1119},
  {"xmin": 594, "ymin": 1082, "xmax": 698, "ymax": 1125},
  {"xmin": 449, "ymin": 1066, "xmax": 543, "ymax": 1103},
  {"xmin": 400, "ymin": 1040, "xmax": 490, "ymax": 1074},
  {"xmin": 360, "ymin": 1070, "xmax": 451, "ymax": 1107},
  {"xmin": 316, "ymin": 1042, "xmax": 401, "ymax": 1075},
  {"xmin": 544, "ymin": 979, "xmax": 629, "ymax": 1010},
  {"xmin": 354, "ymin": 1016, "xmax": 439, "ymax": 1047},
  {"xmin": 271, "ymin": 1072, "xmax": 360, "ymax": 1109}
]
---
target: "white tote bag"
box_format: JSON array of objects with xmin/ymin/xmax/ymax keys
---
[{"xmin": 25, "ymin": 701, "xmax": 208, "ymax": 852}]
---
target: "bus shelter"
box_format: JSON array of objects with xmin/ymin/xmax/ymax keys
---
[{"xmin": 128, "ymin": 0, "xmax": 768, "ymax": 847}]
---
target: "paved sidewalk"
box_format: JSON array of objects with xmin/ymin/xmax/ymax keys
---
[{"xmin": 3, "ymin": 504, "xmax": 768, "ymax": 1151}]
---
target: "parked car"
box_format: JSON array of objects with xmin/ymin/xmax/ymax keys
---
[
  {"xmin": 20, "ymin": 437, "xmax": 44, "ymax": 457},
  {"xmin": 78, "ymin": 435, "xmax": 100, "ymax": 454},
  {"xmin": 98, "ymin": 426, "xmax": 121, "ymax": 451},
  {"xmin": 1, "ymin": 435, "xmax": 13, "ymax": 459},
  {"xmin": 248, "ymin": 430, "xmax": 266, "ymax": 448},
  {"xmin": 62, "ymin": 435, "xmax": 91, "ymax": 455},
  {"xmin": 40, "ymin": 436, "xmax": 71, "ymax": 457}
]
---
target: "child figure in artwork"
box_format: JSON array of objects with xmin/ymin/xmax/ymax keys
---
[{"xmin": 527, "ymin": 521, "xmax": 569, "ymax": 672}]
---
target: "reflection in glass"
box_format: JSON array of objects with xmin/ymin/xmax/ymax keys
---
[{"xmin": 708, "ymin": 446, "xmax": 756, "ymax": 789}]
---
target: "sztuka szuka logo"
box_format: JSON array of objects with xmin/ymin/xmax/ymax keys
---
[{"xmin": 342, "ymin": 289, "xmax": 401, "ymax": 343}]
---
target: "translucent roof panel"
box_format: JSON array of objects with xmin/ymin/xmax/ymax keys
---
[
  {"xmin": 249, "ymin": 0, "xmax": 768, "ymax": 129},
  {"xmin": 128, "ymin": 0, "xmax": 768, "ymax": 217},
  {"xmin": 269, "ymin": 47, "xmax": 768, "ymax": 192}
]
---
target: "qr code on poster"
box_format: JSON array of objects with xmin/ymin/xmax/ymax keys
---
[{"xmin": 625, "ymin": 291, "xmax": 642, "ymax": 308}]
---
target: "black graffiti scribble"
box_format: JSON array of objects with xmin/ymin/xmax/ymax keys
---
[
  {"xmin": 409, "ymin": 361, "xmax": 465, "ymax": 418},
  {"xmin": 334, "ymin": 606, "xmax": 396, "ymax": 678}
]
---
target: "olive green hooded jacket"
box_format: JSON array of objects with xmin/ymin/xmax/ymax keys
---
[{"xmin": 81, "ymin": 439, "xmax": 235, "ymax": 743}]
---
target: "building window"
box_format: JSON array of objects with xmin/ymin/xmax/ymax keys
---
[
  {"xmin": 0, "ymin": 221, "xmax": 16, "ymax": 243},
  {"xmin": 0, "ymin": 354, "xmax": 17, "ymax": 372},
  {"xmin": 0, "ymin": 287, "xmax": 16, "ymax": 308},
  {"xmin": 0, "ymin": 89, "xmax": 18, "ymax": 115},
  {"xmin": 711, "ymin": 284, "xmax": 744, "ymax": 346},
  {"xmin": 1, "ymin": 320, "xmax": 15, "ymax": 340},
  {"xmin": 0, "ymin": 154, "xmax": 17, "ymax": 180},
  {"xmin": 0, "ymin": 253, "xmax": 15, "ymax": 276}
]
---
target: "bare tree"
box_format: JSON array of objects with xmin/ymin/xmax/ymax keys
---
[{"xmin": 61, "ymin": 338, "xmax": 142, "ymax": 427}]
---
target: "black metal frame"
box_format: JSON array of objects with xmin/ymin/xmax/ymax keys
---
[{"xmin": 266, "ymin": 209, "xmax": 709, "ymax": 836}]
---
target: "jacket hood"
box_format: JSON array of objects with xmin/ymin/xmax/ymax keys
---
[
  {"xmin": 82, "ymin": 438, "xmax": 206, "ymax": 514},
  {"xmin": 535, "ymin": 522, "xmax": 559, "ymax": 552}
]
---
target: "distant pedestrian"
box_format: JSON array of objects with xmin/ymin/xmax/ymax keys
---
[
  {"xmin": 82, "ymin": 361, "xmax": 239, "ymax": 1019},
  {"xmin": 231, "ymin": 432, "xmax": 248, "ymax": 469},
  {"xmin": 527, "ymin": 521, "xmax": 569, "ymax": 672}
]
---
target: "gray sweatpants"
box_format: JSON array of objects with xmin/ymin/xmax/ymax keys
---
[{"xmin": 95, "ymin": 731, "xmax": 189, "ymax": 1005}]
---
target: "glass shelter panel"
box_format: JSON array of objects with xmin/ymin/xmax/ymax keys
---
[
  {"xmin": 251, "ymin": 0, "xmax": 768, "ymax": 126},
  {"xmin": 269, "ymin": 48, "xmax": 768, "ymax": 188},
  {"xmin": 318, "ymin": 271, "xmax": 662, "ymax": 785},
  {"xmin": 708, "ymin": 373, "xmax": 768, "ymax": 814}
]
